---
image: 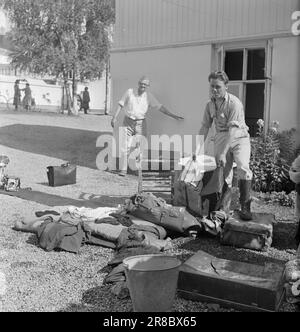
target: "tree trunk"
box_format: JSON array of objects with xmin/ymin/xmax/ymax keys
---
[
  {"xmin": 64, "ymin": 79, "xmax": 72, "ymax": 115},
  {"xmin": 72, "ymin": 70, "xmax": 79, "ymax": 116}
]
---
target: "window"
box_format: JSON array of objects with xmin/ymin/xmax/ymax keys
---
[
  {"xmin": 215, "ymin": 41, "xmax": 272, "ymax": 136},
  {"xmin": 225, "ymin": 50, "xmax": 243, "ymax": 81}
]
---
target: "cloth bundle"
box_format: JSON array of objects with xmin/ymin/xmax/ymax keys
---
[{"xmin": 124, "ymin": 192, "xmax": 202, "ymax": 235}]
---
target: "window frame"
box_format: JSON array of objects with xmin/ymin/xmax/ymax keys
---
[{"xmin": 213, "ymin": 40, "xmax": 273, "ymax": 134}]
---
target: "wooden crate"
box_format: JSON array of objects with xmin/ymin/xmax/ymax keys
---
[
  {"xmin": 137, "ymin": 150, "xmax": 182, "ymax": 203},
  {"xmin": 138, "ymin": 169, "xmax": 175, "ymax": 203}
]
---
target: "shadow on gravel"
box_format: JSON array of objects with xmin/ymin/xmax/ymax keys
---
[
  {"xmin": 59, "ymin": 285, "xmax": 133, "ymax": 312},
  {"xmin": 179, "ymin": 238, "xmax": 286, "ymax": 266},
  {"xmin": 0, "ymin": 189, "xmax": 129, "ymax": 208},
  {"xmin": 0, "ymin": 124, "xmax": 112, "ymax": 170}
]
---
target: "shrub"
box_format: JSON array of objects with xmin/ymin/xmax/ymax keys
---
[
  {"xmin": 250, "ymin": 120, "xmax": 292, "ymax": 193},
  {"xmin": 279, "ymin": 128, "xmax": 299, "ymax": 165},
  {"xmin": 256, "ymin": 191, "xmax": 296, "ymax": 208}
]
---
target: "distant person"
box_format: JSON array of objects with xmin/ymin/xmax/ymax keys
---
[
  {"xmin": 111, "ymin": 76, "xmax": 184, "ymax": 176},
  {"xmin": 22, "ymin": 83, "xmax": 32, "ymax": 111},
  {"xmin": 82, "ymin": 87, "xmax": 91, "ymax": 114},
  {"xmin": 13, "ymin": 80, "xmax": 21, "ymax": 111}
]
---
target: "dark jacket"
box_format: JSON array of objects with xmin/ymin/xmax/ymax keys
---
[
  {"xmin": 82, "ymin": 91, "xmax": 90, "ymax": 109},
  {"xmin": 37, "ymin": 220, "xmax": 85, "ymax": 254}
]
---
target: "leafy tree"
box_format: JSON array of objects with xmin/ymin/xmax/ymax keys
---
[{"xmin": 1, "ymin": 0, "xmax": 115, "ymax": 114}]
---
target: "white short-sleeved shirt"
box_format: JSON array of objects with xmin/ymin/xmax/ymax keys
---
[{"xmin": 119, "ymin": 89, "xmax": 162, "ymax": 120}]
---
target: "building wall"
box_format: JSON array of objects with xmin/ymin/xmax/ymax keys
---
[
  {"xmin": 111, "ymin": 44, "xmax": 217, "ymax": 154},
  {"xmin": 77, "ymin": 78, "xmax": 107, "ymax": 112},
  {"xmin": 0, "ymin": 9, "xmax": 10, "ymax": 35},
  {"xmin": 0, "ymin": 75, "xmax": 63, "ymax": 112},
  {"xmin": 114, "ymin": 0, "xmax": 298, "ymax": 50},
  {"xmin": 270, "ymin": 36, "xmax": 300, "ymax": 131},
  {"xmin": 112, "ymin": 0, "xmax": 300, "ymax": 148}
]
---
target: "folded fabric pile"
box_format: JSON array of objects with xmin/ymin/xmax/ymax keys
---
[{"xmin": 284, "ymin": 259, "xmax": 300, "ymax": 304}]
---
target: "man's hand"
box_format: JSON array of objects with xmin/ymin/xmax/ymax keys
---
[
  {"xmin": 111, "ymin": 118, "xmax": 116, "ymax": 128},
  {"xmin": 216, "ymin": 153, "xmax": 227, "ymax": 168},
  {"xmin": 172, "ymin": 114, "xmax": 184, "ymax": 121},
  {"xmin": 159, "ymin": 106, "xmax": 184, "ymax": 120}
]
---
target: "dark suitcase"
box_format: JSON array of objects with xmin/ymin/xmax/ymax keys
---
[
  {"xmin": 47, "ymin": 163, "xmax": 77, "ymax": 187},
  {"xmin": 220, "ymin": 213, "xmax": 275, "ymax": 251},
  {"xmin": 177, "ymin": 250, "xmax": 285, "ymax": 312}
]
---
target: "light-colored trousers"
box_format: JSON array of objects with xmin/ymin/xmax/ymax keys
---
[
  {"xmin": 119, "ymin": 116, "xmax": 146, "ymax": 172},
  {"xmin": 214, "ymin": 130, "xmax": 253, "ymax": 186}
]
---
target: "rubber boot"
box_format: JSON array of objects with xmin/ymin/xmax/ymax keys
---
[
  {"xmin": 239, "ymin": 179, "xmax": 253, "ymax": 221},
  {"xmin": 218, "ymin": 183, "xmax": 232, "ymax": 217}
]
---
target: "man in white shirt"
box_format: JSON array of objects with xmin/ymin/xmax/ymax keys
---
[{"xmin": 111, "ymin": 76, "xmax": 183, "ymax": 176}]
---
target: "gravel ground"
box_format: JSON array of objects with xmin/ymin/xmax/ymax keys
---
[{"xmin": 0, "ymin": 109, "xmax": 299, "ymax": 312}]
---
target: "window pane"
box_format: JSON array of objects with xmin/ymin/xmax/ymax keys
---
[
  {"xmin": 245, "ymin": 83, "xmax": 265, "ymax": 137},
  {"xmin": 225, "ymin": 51, "xmax": 243, "ymax": 81},
  {"xmin": 247, "ymin": 49, "xmax": 265, "ymax": 80}
]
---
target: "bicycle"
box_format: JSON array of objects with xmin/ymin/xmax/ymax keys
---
[{"xmin": 0, "ymin": 91, "xmax": 14, "ymax": 111}]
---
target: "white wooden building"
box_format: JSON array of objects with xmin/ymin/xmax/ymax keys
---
[{"xmin": 111, "ymin": 0, "xmax": 300, "ymax": 146}]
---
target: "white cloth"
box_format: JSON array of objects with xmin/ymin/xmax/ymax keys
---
[
  {"xmin": 66, "ymin": 207, "xmax": 118, "ymax": 223},
  {"xmin": 178, "ymin": 155, "xmax": 217, "ymax": 185},
  {"xmin": 119, "ymin": 89, "xmax": 162, "ymax": 120}
]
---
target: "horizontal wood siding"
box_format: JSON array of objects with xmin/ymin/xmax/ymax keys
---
[{"xmin": 113, "ymin": 0, "xmax": 299, "ymax": 49}]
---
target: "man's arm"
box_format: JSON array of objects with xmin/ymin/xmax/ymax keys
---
[
  {"xmin": 111, "ymin": 105, "xmax": 123, "ymax": 128},
  {"xmin": 158, "ymin": 105, "xmax": 184, "ymax": 120},
  {"xmin": 215, "ymin": 127, "xmax": 238, "ymax": 167},
  {"xmin": 193, "ymin": 126, "xmax": 210, "ymax": 158},
  {"xmin": 216, "ymin": 96, "xmax": 246, "ymax": 167},
  {"xmin": 147, "ymin": 93, "xmax": 183, "ymax": 120},
  {"xmin": 194, "ymin": 104, "xmax": 212, "ymax": 156},
  {"xmin": 111, "ymin": 90, "xmax": 129, "ymax": 128}
]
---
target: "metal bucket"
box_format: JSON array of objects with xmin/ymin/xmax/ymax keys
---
[{"xmin": 123, "ymin": 254, "xmax": 181, "ymax": 312}]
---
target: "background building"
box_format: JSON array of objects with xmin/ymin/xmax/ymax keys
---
[{"xmin": 111, "ymin": 0, "xmax": 300, "ymax": 149}]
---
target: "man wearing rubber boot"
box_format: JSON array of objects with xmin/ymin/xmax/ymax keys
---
[{"xmin": 197, "ymin": 71, "xmax": 253, "ymax": 221}]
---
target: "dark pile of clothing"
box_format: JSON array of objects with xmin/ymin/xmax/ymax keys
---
[
  {"xmin": 13, "ymin": 189, "xmax": 229, "ymax": 299},
  {"xmin": 103, "ymin": 223, "xmax": 171, "ymax": 299}
]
